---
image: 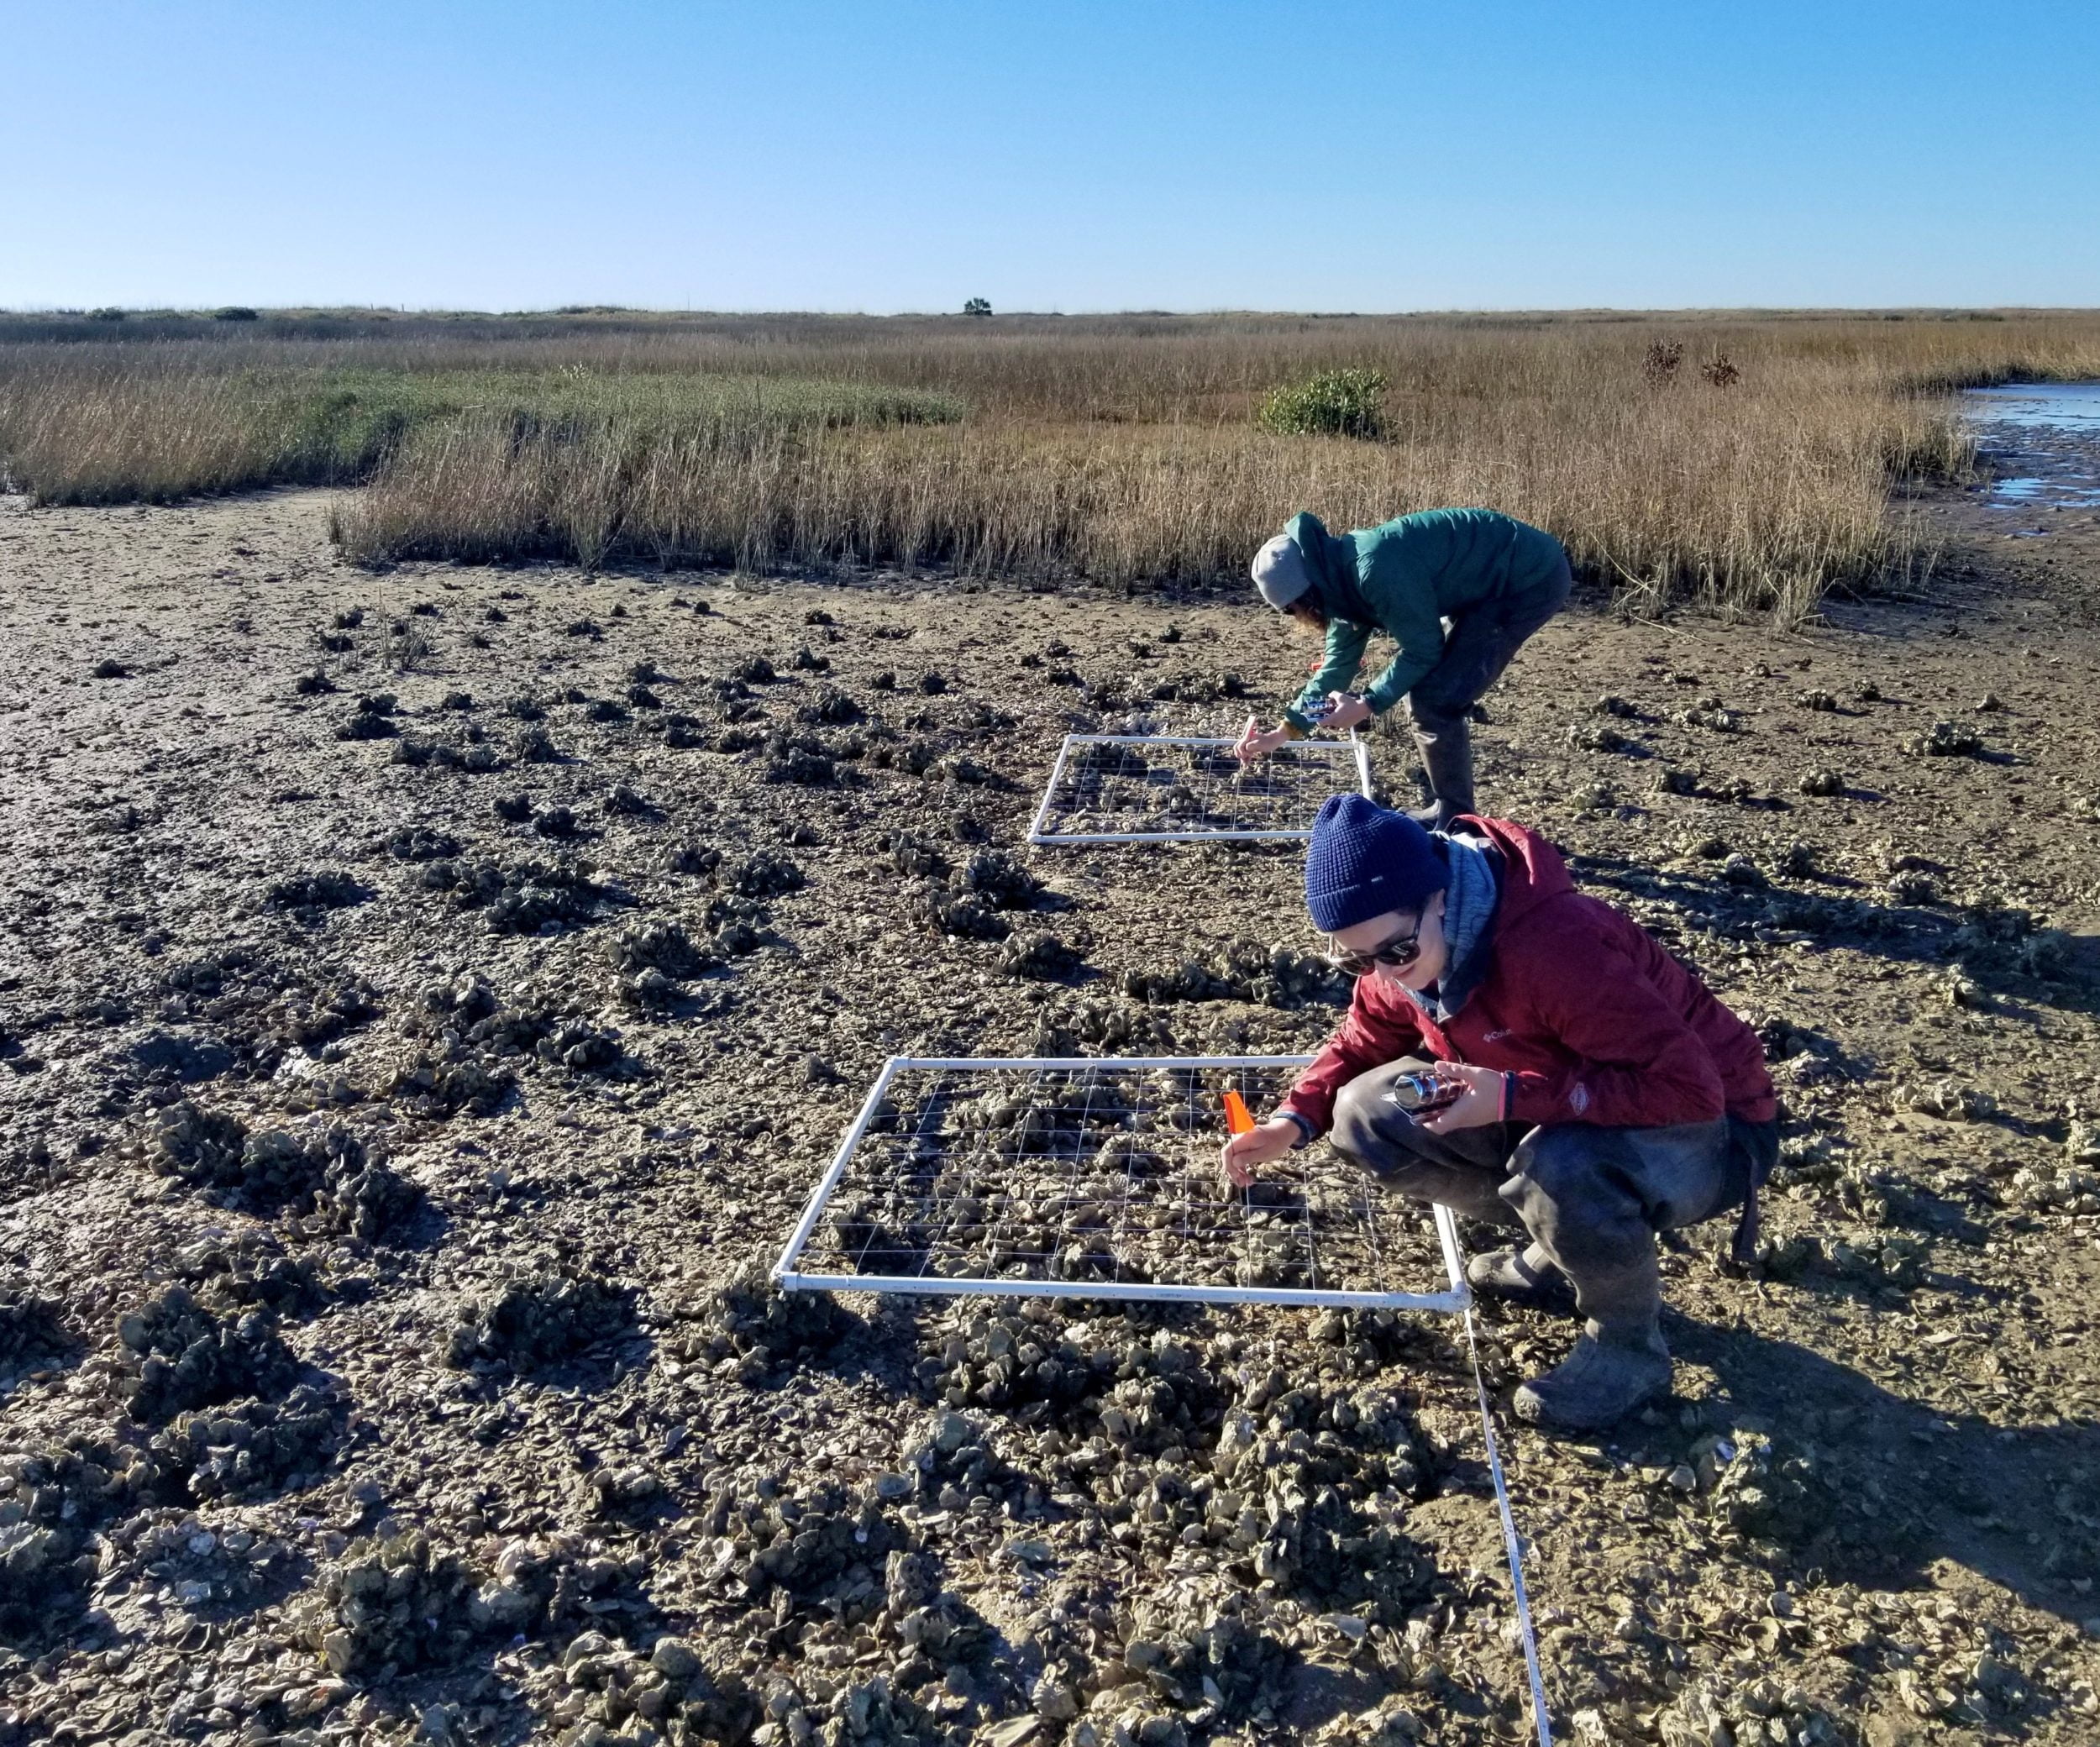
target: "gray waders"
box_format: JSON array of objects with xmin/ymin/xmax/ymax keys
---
[
  {"xmin": 1329, "ymin": 1057, "xmax": 1752, "ymax": 1430},
  {"xmin": 1402, "ymin": 554, "xmax": 1572, "ymax": 831}
]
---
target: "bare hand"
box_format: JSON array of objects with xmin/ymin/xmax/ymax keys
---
[
  {"xmin": 1417, "ymin": 1062, "xmax": 1511, "ymax": 1135},
  {"xmin": 1233, "ymin": 722, "xmax": 1293, "ymax": 765},
  {"xmin": 1221, "ymin": 1117, "xmax": 1300, "ymax": 1188},
  {"xmin": 1322, "ymin": 693, "xmax": 1373, "ymax": 731}
]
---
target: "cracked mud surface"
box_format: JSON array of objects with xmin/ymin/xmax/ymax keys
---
[{"xmin": 1, "ymin": 480, "xmax": 2098, "ymax": 1745}]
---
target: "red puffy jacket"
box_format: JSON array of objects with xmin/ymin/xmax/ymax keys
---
[{"xmin": 1281, "ymin": 817, "xmax": 1776, "ymax": 1135}]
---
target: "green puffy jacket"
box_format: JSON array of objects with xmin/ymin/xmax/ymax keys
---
[{"xmin": 1278, "ymin": 508, "xmax": 1566, "ymax": 731}]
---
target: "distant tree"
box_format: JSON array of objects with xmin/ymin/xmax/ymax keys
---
[
  {"xmin": 87, "ymin": 307, "xmax": 126, "ymax": 323},
  {"xmin": 213, "ymin": 306, "xmax": 260, "ymax": 322},
  {"xmin": 963, "ymin": 297, "xmax": 992, "ymax": 318}
]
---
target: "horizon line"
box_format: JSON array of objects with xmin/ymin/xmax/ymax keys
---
[{"xmin": 8, "ymin": 303, "xmax": 2100, "ymax": 321}]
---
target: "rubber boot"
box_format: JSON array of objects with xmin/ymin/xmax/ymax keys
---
[
  {"xmin": 1510, "ymin": 1321, "xmax": 1672, "ymax": 1429},
  {"xmin": 1466, "ymin": 1242, "xmax": 1578, "ymax": 1318},
  {"xmin": 1510, "ymin": 1250, "xmax": 1672, "ymax": 1429},
  {"xmin": 1406, "ymin": 716, "xmax": 1476, "ymax": 832}
]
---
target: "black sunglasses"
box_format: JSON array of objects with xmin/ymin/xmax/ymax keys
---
[{"xmin": 1326, "ymin": 915, "xmax": 1425, "ymax": 978}]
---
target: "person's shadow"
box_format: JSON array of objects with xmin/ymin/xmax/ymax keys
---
[
  {"xmin": 1568, "ymin": 847, "xmax": 2100, "ymax": 1021},
  {"xmin": 1476, "ymin": 1301, "xmax": 2097, "ymax": 1734},
  {"xmin": 1660, "ymin": 1313, "xmax": 2099, "ymax": 1623}
]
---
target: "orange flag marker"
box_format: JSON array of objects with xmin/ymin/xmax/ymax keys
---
[{"xmin": 1222, "ymin": 1089, "xmax": 1254, "ymax": 1136}]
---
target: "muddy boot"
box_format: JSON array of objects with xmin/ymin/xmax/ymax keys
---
[
  {"xmin": 1511, "ymin": 1320, "xmax": 1672, "ymax": 1429},
  {"xmin": 1466, "ymin": 1242, "xmax": 1578, "ymax": 1317},
  {"xmin": 1406, "ymin": 716, "xmax": 1476, "ymax": 831},
  {"xmin": 1512, "ymin": 1246, "xmax": 1672, "ymax": 1427}
]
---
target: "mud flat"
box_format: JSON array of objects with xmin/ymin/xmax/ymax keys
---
[{"xmin": 2, "ymin": 480, "xmax": 2099, "ymax": 1744}]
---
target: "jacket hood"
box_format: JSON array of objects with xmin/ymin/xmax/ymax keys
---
[
  {"xmin": 1283, "ymin": 512, "xmax": 1374, "ymax": 626},
  {"xmin": 1456, "ymin": 816, "xmax": 1576, "ymax": 932}
]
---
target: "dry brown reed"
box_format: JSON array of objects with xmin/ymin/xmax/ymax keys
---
[
  {"xmin": 6, "ymin": 311, "xmax": 2100, "ymax": 616},
  {"xmin": 0, "ymin": 357, "xmax": 317, "ymax": 502}
]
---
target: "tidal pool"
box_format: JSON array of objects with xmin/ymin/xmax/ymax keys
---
[{"xmin": 1962, "ymin": 381, "xmax": 2100, "ymax": 512}]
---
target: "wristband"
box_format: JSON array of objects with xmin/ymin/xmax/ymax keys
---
[
  {"xmin": 1499, "ymin": 1073, "xmax": 1514, "ymax": 1122},
  {"xmin": 1276, "ymin": 1110, "xmax": 1316, "ymax": 1149}
]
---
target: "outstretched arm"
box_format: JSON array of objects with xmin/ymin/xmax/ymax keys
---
[
  {"xmin": 1358, "ymin": 635, "xmax": 1446, "ymax": 717},
  {"xmin": 1284, "ymin": 621, "xmax": 1373, "ymax": 730},
  {"xmin": 1277, "ymin": 985, "xmax": 1430, "ymax": 1137}
]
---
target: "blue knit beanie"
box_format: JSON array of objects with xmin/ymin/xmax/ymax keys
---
[{"xmin": 1304, "ymin": 795, "xmax": 1447, "ymax": 933}]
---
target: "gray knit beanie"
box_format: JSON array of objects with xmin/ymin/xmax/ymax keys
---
[{"xmin": 1250, "ymin": 532, "xmax": 1312, "ymax": 610}]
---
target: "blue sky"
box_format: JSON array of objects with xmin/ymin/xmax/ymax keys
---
[{"xmin": 3, "ymin": 0, "xmax": 2095, "ymax": 311}]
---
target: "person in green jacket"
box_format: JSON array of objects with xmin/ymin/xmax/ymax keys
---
[{"xmin": 1233, "ymin": 508, "xmax": 1572, "ymax": 829}]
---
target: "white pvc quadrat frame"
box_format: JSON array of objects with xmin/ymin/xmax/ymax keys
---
[
  {"xmin": 771, "ymin": 1053, "xmax": 1554, "ymax": 1747},
  {"xmin": 771, "ymin": 1054, "xmax": 1469, "ymax": 1314},
  {"xmin": 1025, "ymin": 734, "xmax": 1376, "ymax": 847}
]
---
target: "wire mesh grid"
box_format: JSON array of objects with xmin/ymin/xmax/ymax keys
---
[
  {"xmin": 774, "ymin": 1057, "xmax": 1467, "ymax": 1311},
  {"xmin": 1026, "ymin": 735, "xmax": 1374, "ymax": 844}
]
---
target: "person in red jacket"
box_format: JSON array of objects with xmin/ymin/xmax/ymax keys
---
[{"xmin": 1221, "ymin": 793, "xmax": 1778, "ymax": 1430}]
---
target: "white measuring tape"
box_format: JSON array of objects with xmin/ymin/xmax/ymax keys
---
[{"xmin": 1461, "ymin": 1303, "xmax": 1555, "ymax": 1747}]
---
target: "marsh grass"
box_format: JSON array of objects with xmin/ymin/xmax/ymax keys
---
[
  {"xmin": 4, "ymin": 309, "xmax": 2099, "ymax": 615},
  {"xmin": 0, "ymin": 359, "xmax": 959, "ymax": 506}
]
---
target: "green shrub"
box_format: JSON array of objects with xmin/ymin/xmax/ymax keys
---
[
  {"xmin": 87, "ymin": 307, "xmax": 126, "ymax": 323},
  {"xmin": 1256, "ymin": 367, "xmax": 1387, "ymax": 439},
  {"xmin": 213, "ymin": 307, "xmax": 260, "ymax": 322}
]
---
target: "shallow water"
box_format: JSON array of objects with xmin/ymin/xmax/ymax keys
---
[
  {"xmin": 1989, "ymin": 475, "xmax": 2100, "ymax": 507},
  {"xmin": 1966, "ymin": 380, "xmax": 2100, "ymax": 429},
  {"xmin": 1961, "ymin": 380, "xmax": 2100, "ymax": 516}
]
